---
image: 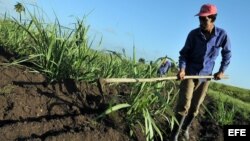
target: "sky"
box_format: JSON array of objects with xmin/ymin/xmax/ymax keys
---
[{"xmin": 1, "ymin": 0, "xmax": 249, "ymax": 89}]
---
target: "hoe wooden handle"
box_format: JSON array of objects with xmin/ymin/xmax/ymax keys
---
[{"xmin": 100, "ymin": 75, "xmax": 228, "ymax": 83}]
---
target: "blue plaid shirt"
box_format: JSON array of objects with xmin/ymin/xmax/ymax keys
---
[{"xmin": 179, "ymin": 26, "xmax": 231, "ymax": 75}]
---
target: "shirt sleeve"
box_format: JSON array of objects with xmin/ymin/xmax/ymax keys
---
[
  {"xmin": 179, "ymin": 32, "xmax": 192, "ymax": 70},
  {"xmin": 219, "ymin": 34, "xmax": 232, "ymax": 72}
]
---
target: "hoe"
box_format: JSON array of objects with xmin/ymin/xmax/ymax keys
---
[{"xmin": 97, "ymin": 75, "xmax": 228, "ymax": 94}]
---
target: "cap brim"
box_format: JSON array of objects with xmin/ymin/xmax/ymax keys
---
[{"xmin": 195, "ymin": 12, "xmax": 216, "ymax": 17}]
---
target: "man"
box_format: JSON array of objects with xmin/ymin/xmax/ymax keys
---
[
  {"xmin": 157, "ymin": 58, "xmax": 172, "ymax": 77},
  {"xmin": 170, "ymin": 4, "xmax": 231, "ymax": 141}
]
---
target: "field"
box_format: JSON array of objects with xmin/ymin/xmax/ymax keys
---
[
  {"xmin": 0, "ymin": 49, "xmax": 229, "ymax": 141},
  {"xmin": 0, "ymin": 4, "xmax": 249, "ymax": 141},
  {"xmin": 0, "ymin": 55, "xmax": 130, "ymax": 141}
]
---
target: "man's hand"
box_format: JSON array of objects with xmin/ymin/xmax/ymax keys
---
[
  {"xmin": 177, "ymin": 69, "xmax": 185, "ymax": 80},
  {"xmin": 214, "ymin": 71, "xmax": 224, "ymax": 80}
]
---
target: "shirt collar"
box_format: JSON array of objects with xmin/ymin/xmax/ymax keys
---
[
  {"xmin": 214, "ymin": 26, "xmax": 219, "ymax": 36},
  {"xmin": 199, "ymin": 26, "xmax": 218, "ymax": 36}
]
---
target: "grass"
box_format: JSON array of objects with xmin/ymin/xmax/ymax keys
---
[
  {"xmin": 208, "ymin": 89, "xmax": 250, "ymax": 124},
  {"xmin": 214, "ymin": 96, "xmax": 236, "ymax": 126},
  {"xmin": 1, "ymin": 3, "xmax": 250, "ymax": 140},
  {"xmin": 0, "ymin": 4, "xmax": 178, "ymax": 141},
  {"xmin": 210, "ymin": 82, "xmax": 250, "ymax": 103},
  {"xmin": 208, "ymin": 89, "xmax": 250, "ymax": 113}
]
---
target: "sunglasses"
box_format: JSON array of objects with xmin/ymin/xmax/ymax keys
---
[{"xmin": 199, "ymin": 15, "xmax": 214, "ymax": 21}]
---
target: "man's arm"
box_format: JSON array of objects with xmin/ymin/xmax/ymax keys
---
[
  {"xmin": 178, "ymin": 32, "xmax": 192, "ymax": 80},
  {"xmin": 214, "ymin": 34, "xmax": 232, "ymax": 80}
]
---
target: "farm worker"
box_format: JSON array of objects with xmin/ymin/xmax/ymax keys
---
[
  {"xmin": 170, "ymin": 4, "xmax": 232, "ymax": 141},
  {"xmin": 157, "ymin": 58, "xmax": 172, "ymax": 77}
]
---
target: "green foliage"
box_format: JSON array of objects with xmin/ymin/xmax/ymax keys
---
[
  {"xmin": 125, "ymin": 81, "xmax": 177, "ymax": 141},
  {"xmin": 210, "ymin": 82, "xmax": 250, "ymax": 103},
  {"xmin": 14, "ymin": 2, "xmax": 25, "ymax": 14},
  {"xmin": 214, "ymin": 97, "xmax": 236, "ymax": 126},
  {"xmin": 97, "ymin": 103, "xmax": 131, "ymax": 119},
  {"xmin": 14, "ymin": 2, "xmax": 25, "ymax": 22},
  {"xmin": 1, "ymin": 3, "xmax": 250, "ymax": 140},
  {"xmin": 0, "ymin": 5, "xmax": 179, "ymax": 140},
  {"xmin": 208, "ymin": 89, "xmax": 250, "ymax": 124}
]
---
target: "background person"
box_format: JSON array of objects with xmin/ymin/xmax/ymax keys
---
[{"xmin": 157, "ymin": 58, "xmax": 172, "ymax": 77}]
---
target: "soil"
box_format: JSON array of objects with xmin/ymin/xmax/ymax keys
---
[{"xmin": 0, "ymin": 47, "xmax": 224, "ymax": 141}]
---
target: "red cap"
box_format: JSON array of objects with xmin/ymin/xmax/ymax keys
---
[{"xmin": 195, "ymin": 4, "xmax": 217, "ymax": 17}]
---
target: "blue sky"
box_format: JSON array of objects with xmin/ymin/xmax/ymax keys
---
[{"xmin": 1, "ymin": 0, "xmax": 249, "ymax": 89}]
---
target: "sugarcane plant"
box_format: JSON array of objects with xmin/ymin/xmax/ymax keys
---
[{"xmin": 0, "ymin": 4, "xmax": 180, "ymax": 141}]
